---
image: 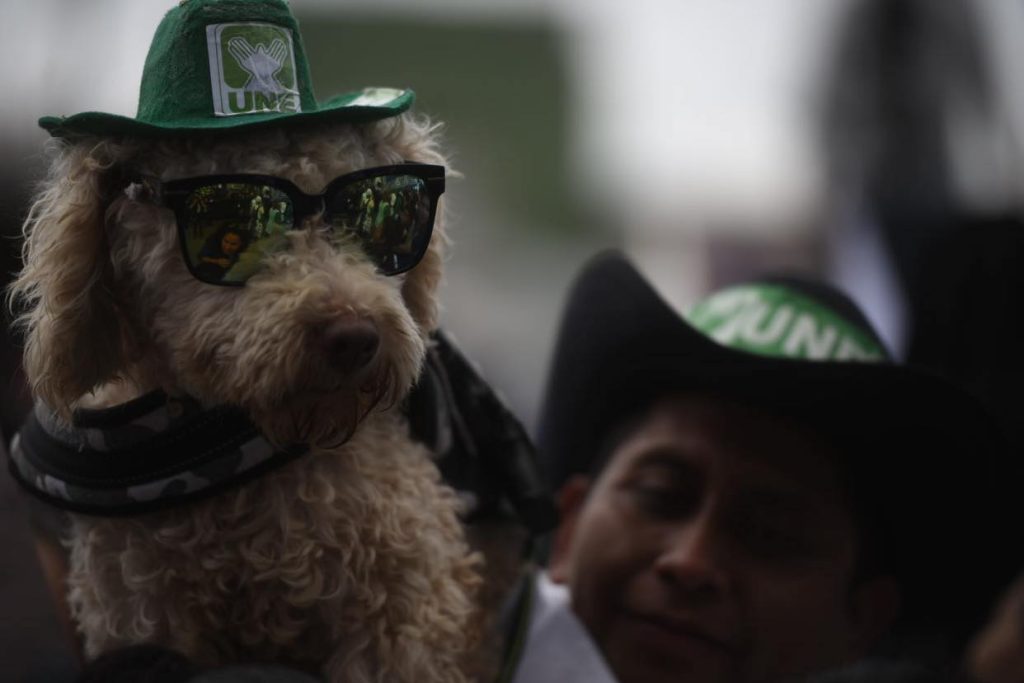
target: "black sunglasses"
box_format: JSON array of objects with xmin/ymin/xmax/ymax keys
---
[{"xmin": 133, "ymin": 162, "xmax": 445, "ymax": 285}]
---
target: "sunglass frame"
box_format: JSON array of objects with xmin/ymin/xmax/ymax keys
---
[{"xmin": 141, "ymin": 162, "xmax": 446, "ymax": 286}]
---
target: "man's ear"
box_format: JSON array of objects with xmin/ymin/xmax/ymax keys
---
[
  {"xmin": 848, "ymin": 575, "xmax": 902, "ymax": 654},
  {"xmin": 547, "ymin": 475, "xmax": 591, "ymax": 584}
]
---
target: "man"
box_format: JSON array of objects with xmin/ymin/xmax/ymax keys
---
[{"xmin": 508, "ymin": 251, "xmax": 1020, "ymax": 683}]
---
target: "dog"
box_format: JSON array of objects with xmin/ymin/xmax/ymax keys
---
[{"xmin": 10, "ymin": 109, "xmax": 483, "ymax": 682}]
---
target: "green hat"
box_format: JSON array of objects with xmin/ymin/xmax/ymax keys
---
[{"xmin": 39, "ymin": 0, "xmax": 414, "ymax": 139}]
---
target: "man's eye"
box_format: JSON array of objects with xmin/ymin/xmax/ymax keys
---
[
  {"xmin": 734, "ymin": 516, "xmax": 816, "ymax": 559},
  {"xmin": 626, "ymin": 482, "xmax": 697, "ymax": 518}
]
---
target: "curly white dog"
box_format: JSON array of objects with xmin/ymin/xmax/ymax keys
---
[
  {"xmin": 10, "ymin": 75, "xmax": 481, "ymax": 683},
  {"xmin": 11, "ymin": 107, "xmax": 484, "ymax": 682}
]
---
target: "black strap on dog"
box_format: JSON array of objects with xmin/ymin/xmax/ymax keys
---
[
  {"xmin": 7, "ymin": 392, "xmax": 306, "ymax": 516},
  {"xmin": 7, "ymin": 330, "xmax": 557, "ymax": 534},
  {"xmin": 407, "ymin": 330, "xmax": 558, "ymax": 536}
]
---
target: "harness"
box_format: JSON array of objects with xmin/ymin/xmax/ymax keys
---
[
  {"xmin": 8, "ymin": 390, "xmax": 305, "ymax": 515},
  {"xmin": 7, "ymin": 330, "xmax": 557, "ymax": 532}
]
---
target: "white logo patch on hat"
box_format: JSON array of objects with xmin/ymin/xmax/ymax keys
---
[{"xmin": 207, "ymin": 23, "xmax": 301, "ymax": 117}]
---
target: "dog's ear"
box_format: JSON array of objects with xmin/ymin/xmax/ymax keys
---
[{"xmin": 9, "ymin": 140, "xmax": 132, "ymax": 417}]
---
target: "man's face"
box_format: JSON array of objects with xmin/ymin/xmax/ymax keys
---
[
  {"xmin": 221, "ymin": 232, "xmax": 242, "ymax": 255},
  {"xmin": 549, "ymin": 394, "xmax": 896, "ymax": 683}
]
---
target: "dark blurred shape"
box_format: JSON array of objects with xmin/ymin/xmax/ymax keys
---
[
  {"xmin": 0, "ymin": 427, "xmax": 79, "ymax": 683},
  {"xmin": 0, "ymin": 159, "xmax": 34, "ymax": 436},
  {"xmin": 190, "ymin": 664, "xmax": 321, "ymax": 682},
  {"xmin": 76, "ymin": 644, "xmax": 200, "ymax": 683},
  {"xmin": 906, "ymin": 215, "xmax": 1024, "ymax": 456},
  {"xmin": 821, "ymin": 0, "xmax": 1024, "ymax": 448},
  {"xmin": 968, "ymin": 572, "xmax": 1024, "ymax": 683},
  {"xmin": 821, "ymin": 0, "xmax": 997, "ymax": 294},
  {"xmin": 804, "ymin": 659, "xmax": 967, "ymax": 683},
  {"xmin": 74, "ymin": 643, "xmax": 325, "ymax": 681},
  {"xmin": 819, "ymin": 0, "xmax": 1024, "ymax": 666}
]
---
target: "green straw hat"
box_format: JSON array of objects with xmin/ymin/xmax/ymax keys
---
[{"xmin": 39, "ymin": 0, "xmax": 414, "ymax": 139}]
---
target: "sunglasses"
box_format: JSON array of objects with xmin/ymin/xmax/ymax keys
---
[{"xmin": 134, "ymin": 163, "xmax": 445, "ymax": 285}]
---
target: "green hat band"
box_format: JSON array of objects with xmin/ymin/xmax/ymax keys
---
[{"xmin": 686, "ymin": 284, "xmax": 887, "ymax": 363}]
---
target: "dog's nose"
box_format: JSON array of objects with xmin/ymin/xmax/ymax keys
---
[{"xmin": 322, "ymin": 315, "xmax": 380, "ymax": 372}]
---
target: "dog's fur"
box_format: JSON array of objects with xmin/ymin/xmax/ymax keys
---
[{"xmin": 11, "ymin": 116, "xmax": 482, "ymax": 682}]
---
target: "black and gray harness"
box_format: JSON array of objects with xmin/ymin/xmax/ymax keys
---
[{"xmin": 7, "ymin": 331, "xmax": 556, "ymax": 534}]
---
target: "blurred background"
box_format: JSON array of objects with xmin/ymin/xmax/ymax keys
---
[
  {"xmin": 4, "ymin": 0, "xmax": 1024, "ymax": 430},
  {"xmin": 3, "ymin": 0, "xmax": 1024, "ymax": 676}
]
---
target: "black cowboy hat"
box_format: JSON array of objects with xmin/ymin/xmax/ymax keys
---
[{"xmin": 536, "ymin": 250, "xmax": 1022, "ymax": 636}]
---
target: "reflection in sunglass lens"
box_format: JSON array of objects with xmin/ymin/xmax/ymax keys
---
[
  {"xmin": 179, "ymin": 183, "xmax": 293, "ymax": 284},
  {"xmin": 325, "ymin": 175, "xmax": 432, "ymax": 275}
]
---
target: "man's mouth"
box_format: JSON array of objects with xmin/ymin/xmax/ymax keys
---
[{"xmin": 623, "ymin": 609, "xmax": 734, "ymax": 655}]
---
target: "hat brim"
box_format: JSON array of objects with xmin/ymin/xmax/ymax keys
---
[
  {"xmin": 537, "ymin": 251, "xmax": 1020, "ymax": 628},
  {"xmin": 537, "ymin": 251, "xmax": 1001, "ymax": 479},
  {"xmin": 39, "ymin": 88, "xmax": 415, "ymax": 139}
]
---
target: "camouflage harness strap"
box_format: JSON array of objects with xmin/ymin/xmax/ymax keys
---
[{"xmin": 7, "ymin": 391, "xmax": 306, "ymax": 515}]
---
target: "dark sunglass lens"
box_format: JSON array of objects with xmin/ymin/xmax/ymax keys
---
[
  {"xmin": 325, "ymin": 174, "xmax": 434, "ymax": 275},
  {"xmin": 180, "ymin": 183, "xmax": 293, "ymax": 284}
]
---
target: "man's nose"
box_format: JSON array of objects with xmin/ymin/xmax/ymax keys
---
[{"xmin": 654, "ymin": 514, "xmax": 730, "ymax": 597}]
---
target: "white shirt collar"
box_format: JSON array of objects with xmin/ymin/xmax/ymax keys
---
[{"xmin": 510, "ymin": 572, "xmax": 618, "ymax": 683}]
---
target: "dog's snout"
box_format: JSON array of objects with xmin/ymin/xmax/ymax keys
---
[{"xmin": 322, "ymin": 315, "xmax": 380, "ymax": 372}]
